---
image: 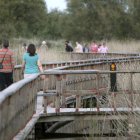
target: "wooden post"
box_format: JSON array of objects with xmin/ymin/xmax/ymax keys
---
[
  {"xmin": 128, "ymin": 73, "xmax": 135, "ymax": 137},
  {"xmin": 96, "ymin": 73, "xmax": 100, "ymax": 112},
  {"xmin": 112, "ymin": 92, "xmax": 116, "ymax": 111},
  {"xmin": 55, "ymin": 74, "xmax": 62, "ymax": 113},
  {"xmin": 76, "ymin": 94, "xmax": 81, "ymax": 112},
  {"xmin": 61, "ymin": 74, "xmax": 67, "ymax": 108},
  {"xmin": 43, "ymin": 76, "xmax": 49, "ymax": 113},
  {"xmin": 130, "ymin": 73, "xmax": 133, "ymax": 110}
]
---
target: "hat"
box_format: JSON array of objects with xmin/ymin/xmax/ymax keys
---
[{"xmin": 42, "ymin": 41, "xmax": 46, "ymax": 45}]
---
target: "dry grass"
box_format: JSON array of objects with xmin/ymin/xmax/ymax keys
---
[
  {"xmin": 4, "ymin": 38, "xmax": 140, "ymax": 64},
  {"xmin": 6, "ymin": 38, "xmax": 140, "ymax": 139},
  {"xmin": 108, "ymin": 40, "xmax": 140, "ymax": 53}
]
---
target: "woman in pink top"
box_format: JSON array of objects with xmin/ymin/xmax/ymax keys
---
[{"xmin": 90, "ymin": 41, "xmax": 98, "ymax": 53}]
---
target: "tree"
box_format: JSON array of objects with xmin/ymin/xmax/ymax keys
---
[
  {"xmin": 0, "ymin": 0, "xmax": 47, "ymax": 40},
  {"xmin": 42, "ymin": 9, "xmax": 64, "ymax": 39},
  {"xmin": 131, "ymin": 0, "xmax": 140, "ymax": 39},
  {"xmin": 63, "ymin": 0, "xmax": 138, "ymax": 41}
]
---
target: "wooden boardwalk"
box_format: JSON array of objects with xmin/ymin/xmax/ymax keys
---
[
  {"xmin": 14, "ymin": 91, "xmax": 140, "ymax": 139},
  {"xmin": 1, "ymin": 53, "xmax": 140, "ymax": 140}
]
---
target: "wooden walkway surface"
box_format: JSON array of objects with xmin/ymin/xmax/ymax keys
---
[{"xmin": 13, "ymin": 90, "xmax": 140, "ymax": 139}]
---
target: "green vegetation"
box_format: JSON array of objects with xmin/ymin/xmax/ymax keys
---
[
  {"xmin": 0, "ymin": 0, "xmax": 47, "ymax": 41},
  {"xmin": 0, "ymin": 0, "xmax": 140, "ymax": 42}
]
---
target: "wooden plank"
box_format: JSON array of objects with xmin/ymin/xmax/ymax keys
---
[
  {"xmin": 13, "ymin": 114, "xmax": 40, "ymax": 140},
  {"xmin": 39, "ymin": 113, "xmax": 128, "ymax": 122}
]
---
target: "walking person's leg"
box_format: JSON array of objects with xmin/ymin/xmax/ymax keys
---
[
  {"xmin": 0, "ymin": 72, "xmax": 6, "ymax": 91},
  {"xmin": 5, "ymin": 72, "xmax": 13, "ymax": 88}
]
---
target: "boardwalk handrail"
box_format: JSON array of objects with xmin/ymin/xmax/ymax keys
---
[
  {"xmin": 43, "ymin": 69, "xmax": 140, "ymax": 75},
  {"xmin": 0, "ymin": 74, "xmax": 40, "ymax": 140},
  {"xmin": 13, "ymin": 55, "xmax": 140, "ymax": 82},
  {"xmin": 41, "ymin": 69, "xmax": 140, "ymax": 113},
  {"xmin": 39, "ymin": 55, "xmax": 140, "ymax": 69},
  {"xmin": 40, "ymin": 51, "xmax": 139, "ymax": 62},
  {"xmin": 1, "ymin": 53, "xmax": 140, "ymax": 140}
]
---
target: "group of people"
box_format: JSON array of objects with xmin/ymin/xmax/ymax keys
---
[
  {"xmin": 22, "ymin": 40, "xmax": 48, "ymax": 51},
  {"xmin": 65, "ymin": 41, "xmax": 108, "ymax": 54},
  {"xmin": 89, "ymin": 41, "xmax": 108, "ymax": 53},
  {"xmin": 0, "ymin": 39, "xmax": 108, "ymax": 91},
  {"xmin": 0, "ymin": 39, "xmax": 44, "ymax": 91}
]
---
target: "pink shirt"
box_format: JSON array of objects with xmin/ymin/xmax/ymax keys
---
[{"xmin": 90, "ymin": 43, "xmax": 98, "ymax": 53}]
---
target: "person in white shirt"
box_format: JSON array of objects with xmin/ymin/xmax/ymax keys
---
[
  {"xmin": 99, "ymin": 42, "xmax": 108, "ymax": 54},
  {"xmin": 75, "ymin": 42, "xmax": 83, "ymax": 53},
  {"xmin": 97, "ymin": 44, "xmax": 102, "ymax": 53},
  {"xmin": 41, "ymin": 41, "xmax": 48, "ymax": 51}
]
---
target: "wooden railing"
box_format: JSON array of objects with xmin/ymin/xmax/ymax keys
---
[
  {"xmin": 41, "ymin": 70, "xmax": 140, "ymax": 113},
  {"xmin": 39, "ymin": 51, "xmax": 139, "ymax": 62},
  {"xmin": 0, "ymin": 75, "xmax": 41, "ymax": 140},
  {"xmin": 14, "ymin": 55, "xmax": 140, "ymax": 82},
  {"xmin": 0, "ymin": 53, "xmax": 140, "ymax": 140},
  {"xmin": 15, "ymin": 50, "xmax": 139, "ymax": 65}
]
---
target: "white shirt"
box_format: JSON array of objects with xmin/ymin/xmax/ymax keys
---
[
  {"xmin": 75, "ymin": 44, "xmax": 83, "ymax": 53},
  {"xmin": 99, "ymin": 46, "xmax": 108, "ymax": 53}
]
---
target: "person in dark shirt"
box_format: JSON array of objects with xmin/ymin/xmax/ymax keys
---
[
  {"xmin": 65, "ymin": 41, "xmax": 73, "ymax": 52},
  {"xmin": 83, "ymin": 43, "xmax": 89, "ymax": 53}
]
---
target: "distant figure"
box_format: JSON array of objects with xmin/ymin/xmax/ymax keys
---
[
  {"xmin": 75, "ymin": 42, "xmax": 83, "ymax": 53},
  {"xmin": 41, "ymin": 41, "xmax": 48, "ymax": 51},
  {"xmin": 90, "ymin": 41, "xmax": 98, "ymax": 53},
  {"xmin": 22, "ymin": 43, "xmax": 27, "ymax": 51},
  {"xmin": 97, "ymin": 44, "xmax": 102, "ymax": 53},
  {"xmin": 99, "ymin": 42, "xmax": 108, "ymax": 54},
  {"xmin": 65, "ymin": 41, "xmax": 73, "ymax": 52},
  {"xmin": 0, "ymin": 39, "xmax": 15, "ymax": 91},
  {"xmin": 22, "ymin": 44, "xmax": 44, "ymax": 78},
  {"xmin": 83, "ymin": 43, "xmax": 89, "ymax": 53}
]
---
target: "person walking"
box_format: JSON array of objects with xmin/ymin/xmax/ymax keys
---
[
  {"xmin": 22, "ymin": 43, "xmax": 28, "ymax": 51},
  {"xmin": 83, "ymin": 43, "xmax": 89, "ymax": 53},
  {"xmin": 90, "ymin": 41, "xmax": 98, "ymax": 53},
  {"xmin": 41, "ymin": 41, "xmax": 48, "ymax": 51},
  {"xmin": 99, "ymin": 42, "xmax": 108, "ymax": 54},
  {"xmin": 0, "ymin": 39, "xmax": 15, "ymax": 91},
  {"xmin": 22, "ymin": 43, "xmax": 44, "ymax": 78},
  {"xmin": 75, "ymin": 42, "xmax": 83, "ymax": 53},
  {"xmin": 65, "ymin": 41, "xmax": 73, "ymax": 52}
]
